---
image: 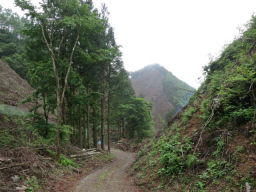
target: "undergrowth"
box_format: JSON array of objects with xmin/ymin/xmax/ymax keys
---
[{"xmin": 132, "ymin": 15, "xmax": 256, "ymax": 192}]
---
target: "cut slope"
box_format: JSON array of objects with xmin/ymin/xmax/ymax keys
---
[
  {"xmin": 132, "ymin": 17, "xmax": 256, "ymax": 191},
  {"xmin": 0, "ymin": 60, "xmax": 33, "ymax": 110},
  {"xmin": 131, "ymin": 64, "xmax": 194, "ymax": 129}
]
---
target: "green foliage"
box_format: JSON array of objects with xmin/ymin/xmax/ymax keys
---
[
  {"xmin": 213, "ymin": 136, "xmax": 225, "ymax": 157},
  {"xmin": 132, "ymin": 14, "xmax": 256, "ymax": 192},
  {"xmin": 0, "ymin": 104, "xmax": 27, "ymax": 116},
  {"xmin": 118, "ymin": 97, "xmax": 154, "ymax": 140},
  {"xmin": 60, "ymin": 125, "xmax": 73, "ymax": 144},
  {"xmin": 0, "ymin": 130, "xmax": 15, "ymax": 147},
  {"xmin": 157, "ymin": 134, "xmax": 196, "ymax": 177},
  {"xmin": 197, "ymin": 160, "xmax": 233, "ymax": 190},
  {"xmin": 46, "ymin": 149, "xmax": 78, "ymax": 167},
  {"xmin": 230, "ymin": 107, "xmax": 255, "ymax": 125},
  {"xmin": 162, "ymin": 71, "xmax": 195, "ymax": 109},
  {"xmin": 181, "ymin": 106, "xmax": 197, "ymax": 123},
  {"xmin": 0, "ymin": 6, "xmax": 28, "ymax": 79},
  {"xmin": 60, "ymin": 154, "xmax": 78, "ymax": 168},
  {"xmin": 185, "ymin": 154, "xmax": 198, "ymax": 168},
  {"xmin": 25, "ymin": 176, "xmax": 40, "ymax": 192},
  {"xmin": 138, "ymin": 148, "xmax": 145, "ymax": 157}
]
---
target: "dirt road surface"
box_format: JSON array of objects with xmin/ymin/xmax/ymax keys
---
[{"xmin": 73, "ymin": 149, "xmax": 142, "ymax": 192}]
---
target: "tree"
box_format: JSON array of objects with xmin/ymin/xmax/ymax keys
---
[
  {"xmin": 15, "ymin": 0, "xmax": 87, "ymax": 154},
  {"xmin": 0, "ymin": 6, "xmax": 28, "ymax": 79}
]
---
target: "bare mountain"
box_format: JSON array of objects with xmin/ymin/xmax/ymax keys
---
[{"xmin": 131, "ymin": 64, "xmax": 194, "ymax": 129}]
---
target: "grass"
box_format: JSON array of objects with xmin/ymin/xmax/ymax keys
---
[
  {"xmin": 100, "ymin": 170, "xmax": 108, "ymax": 180},
  {"xmin": 0, "ymin": 104, "xmax": 27, "ymax": 116}
]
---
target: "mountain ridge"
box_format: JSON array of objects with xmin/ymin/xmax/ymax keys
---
[{"xmin": 130, "ymin": 64, "xmax": 195, "ymax": 129}]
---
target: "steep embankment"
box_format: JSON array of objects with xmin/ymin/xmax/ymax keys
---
[
  {"xmin": 0, "ymin": 60, "xmax": 33, "ymax": 111},
  {"xmin": 131, "ymin": 64, "xmax": 194, "ymax": 129},
  {"xmin": 132, "ymin": 18, "xmax": 256, "ymax": 191}
]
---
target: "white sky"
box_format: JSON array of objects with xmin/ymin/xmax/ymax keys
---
[{"xmin": 1, "ymin": 0, "xmax": 256, "ymax": 88}]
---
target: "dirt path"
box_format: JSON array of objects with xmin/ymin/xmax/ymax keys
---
[{"xmin": 73, "ymin": 149, "xmax": 141, "ymax": 192}]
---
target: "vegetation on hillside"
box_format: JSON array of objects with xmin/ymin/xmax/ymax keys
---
[
  {"xmin": 0, "ymin": 6, "xmax": 28, "ymax": 79},
  {"xmin": 0, "ymin": 0, "xmax": 153, "ymax": 148},
  {"xmin": 132, "ymin": 16, "xmax": 256, "ymax": 191},
  {"xmin": 0, "ymin": 0, "xmax": 153, "ymax": 190},
  {"xmin": 131, "ymin": 64, "xmax": 195, "ymax": 129}
]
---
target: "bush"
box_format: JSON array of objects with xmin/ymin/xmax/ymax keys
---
[
  {"xmin": 157, "ymin": 134, "xmax": 195, "ymax": 177},
  {"xmin": 182, "ymin": 107, "xmax": 197, "ymax": 123}
]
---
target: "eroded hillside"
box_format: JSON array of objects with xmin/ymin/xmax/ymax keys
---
[
  {"xmin": 131, "ymin": 64, "xmax": 194, "ymax": 129},
  {"xmin": 0, "ymin": 61, "xmax": 33, "ymax": 110}
]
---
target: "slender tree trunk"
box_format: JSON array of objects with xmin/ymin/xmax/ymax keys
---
[
  {"xmin": 107, "ymin": 93, "xmax": 110, "ymax": 152},
  {"xmin": 42, "ymin": 95, "xmax": 49, "ymax": 137},
  {"xmin": 79, "ymin": 105, "xmax": 82, "ymax": 148},
  {"xmin": 92, "ymin": 108, "xmax": 97, "ymax": 148},
  {"xmin": 107, "ymin": 64, "xmax": 111, "ymax": 152},
  {"xmin": 122, "ymin": 118, "xmax": 125, "ymax": 138},
  {"xmin": 87, "ymin": 88, "xmax": 90, "ymax": 148},
  {"xmin": 62, "ymin": 100, "xmax": 66, "ymax": 124},
  {"xmin": 73, "ymin": 119, "xmax": 76, "ymax": 145},
  {"xmin": 101, "ymin": 88, "xmax": 105, "ymax": 150},
  {"xmin": 40, "ymin": 23, "xmax": 80, "ymax": 159},
  {"xmin": 83, "ymin": 115, "xmax": 86, "ymax": 148},
  {"xmin": 118, "ymin": 121, "xmax": 121, "ymax": 141}
]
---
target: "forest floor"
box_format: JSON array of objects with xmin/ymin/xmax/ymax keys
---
[{"xmin": 73, "ymin": 149, "xmax": 142, "ymax": 192}]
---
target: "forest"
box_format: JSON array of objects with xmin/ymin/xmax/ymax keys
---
[
  {"xmin": 1, "ymin": 0, "xmax": 256, "ymax": 192},
  {"xmin": 0, "ymin": 0, "xmax": 154, "ymax": 150},
  {"xmin": 0, "ymin": 1, "xmax": 153, "ymax": 190}
]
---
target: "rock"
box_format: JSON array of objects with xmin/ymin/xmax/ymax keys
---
[
  {"xmin": 15, "ymin": 185, "xmax": 27, "ymax": 191},
  {"xmin": 246, "ymin": 182, "xmax": 251, "ymax": 192},
  {"xmin": 11, "ymin": 175, "xmax": 20, "ymax": 182}
]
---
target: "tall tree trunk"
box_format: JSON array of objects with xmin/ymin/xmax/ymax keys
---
[
  {"xmin": 42, "ymin": 95, "xmax": 49, "ymax": 137},
  {"xmin": 107, "ymin": 93, "xmax": 110, "ymax": 152},
  {"xmin": 87, "ymin": 88, "xmax": 90, "ymax": 148},
  {"xmin": 92, "ymin": 108, "xmax": 97, "ymax": 148},
  {"xmin": 62, "ymin": 100, "xmax": 66, "ymax": 124},
  {"xmin": 101, "ymin": 92, "xmax": 105, "ymax": 150},
  {"xmin": 73, "ymin": 117, "xmax": 76, "ymax": 145},
  {"xmin": 118, "ymin": 121, "xmax": 121, "ymax": 141},
  {"xmin": 79, "ymin": 105, "xmax": 82, "ymax": 148},
  {"xmin": 107, "ymin": 64, "xmax": 111, "ymax": 152},
  {"xmin": 40, "ymin": 23, "xmax": 80, "ymax": 158},
  {"xmin": 122, "ymin": 118, "xmax": 125, "ymax": 138}
]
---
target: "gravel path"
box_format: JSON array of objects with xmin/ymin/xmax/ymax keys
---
[{"xmin": 73, "ymin": 149, "xmax": 141, "ymax": 192}]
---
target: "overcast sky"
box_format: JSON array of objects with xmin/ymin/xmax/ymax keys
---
[{"xmin": 2, "ymin": 0, "xmax": 256, "ymax": 88}]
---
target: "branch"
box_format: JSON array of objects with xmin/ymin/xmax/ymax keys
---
[
  {"xmin": 40, "ymin": 23, "xmax": 60, "ymax": 100},
  {"xmin": 60, "ymin": 9, "xmax": 81, "ymax": 106}
]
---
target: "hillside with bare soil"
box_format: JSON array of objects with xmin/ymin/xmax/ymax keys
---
[
  {"xmin": 131, "ymin": 18, "xmax": 256, "ymax": 192},
  {"xmin": 131, "ymin": 64, "xmax": 194, "ymax": 129},
  {"xmin": 0, "ymin": 61, "xmax": 33, "ymax": 110}
]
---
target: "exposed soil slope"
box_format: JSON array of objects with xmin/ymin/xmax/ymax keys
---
[
  {"xmin": 131, "ymin": 64, "xmax": 194, "ymax": 129},
  {"xmin": 0, "ymin": 60, "xmax": 33, "ymax": 110},
  {"xmin": 131, "ymin": 18, "xmax": 256, "ymax": 191}
]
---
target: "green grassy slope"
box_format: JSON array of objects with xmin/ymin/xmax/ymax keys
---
[{"xmin": 132, "ymin": 17, "xmax": 256, "ymax": 192}]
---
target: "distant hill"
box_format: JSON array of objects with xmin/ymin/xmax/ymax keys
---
[{"xmin": 131, "ymin": 64, "xmax": 195, "ymax": 129}]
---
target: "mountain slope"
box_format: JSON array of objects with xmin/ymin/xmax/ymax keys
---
[
  {"xmin": 131, "ymin": 64, "xmax": 194, "ymax": 129},
  {"xmin": 132, "ymin": 17, "xmax": 256, "ymax": 191},
  {"xmin": 0, "ymin": 60, "xmax": 33, "ymax": 111}
]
